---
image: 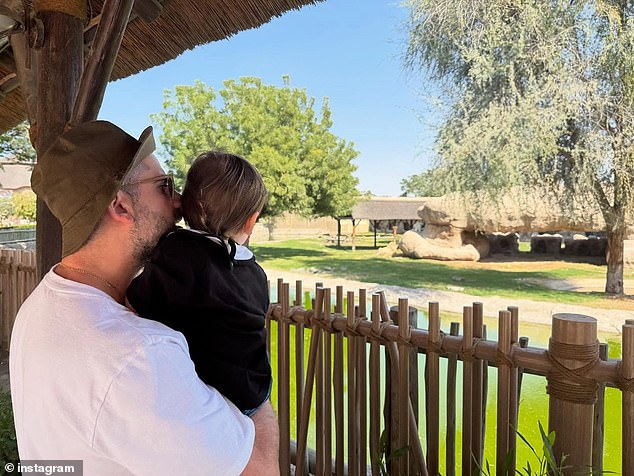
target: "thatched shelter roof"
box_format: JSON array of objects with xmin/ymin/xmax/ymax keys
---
[
  {"xmin": 0, "ymin": 0, "xmax": 322, "ymax": 133},
  {"xmin": 352, "ymin": 197, "xmax": 427, "ymax": 221}
]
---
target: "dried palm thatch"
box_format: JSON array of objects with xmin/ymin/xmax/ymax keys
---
[{"xmin": 0, "ymin": 0, "xmax": 322, "ymax": 132}]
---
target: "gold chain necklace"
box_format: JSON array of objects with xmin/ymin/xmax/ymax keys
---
[{"xmin": 57, "ymin": 263, "xmax": 120, "ymax": 295}]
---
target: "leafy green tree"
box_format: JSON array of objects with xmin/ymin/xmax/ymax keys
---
[
  {"xmin": 404, "ymin": 0, "xmax": 634, "ymax": 294},
  {"xmin": 400, "ymin": 167, "xmax": 449, "ymax": 197},
  {"xmin": 152, "ymin": 77, "xmax": 359, "ymax": 219},
  {"xmin": 12, "ymin": 190, "xmax": 36, "ymax": 222},
  {"xmin": 0, "ymin": 121, "xmax": 35, "ymax": 162},
  {"xmin": 0, "ymin": 197, "xmax": 13, "ymax": 225}
]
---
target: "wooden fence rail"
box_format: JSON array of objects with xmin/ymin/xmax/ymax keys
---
[
  {"xmin": 0, "ymin": 249, "xmax": 36, "ymax": 351},
  {"xmin": 1, "ymin": 253, "xmax": 632, "ymax": 474},
  {"xmin": 267, "ymin": 278, "xmax": 634, "ymax": 476}
]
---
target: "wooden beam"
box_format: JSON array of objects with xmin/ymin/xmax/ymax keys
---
[
  {"xmin": 70, "ymin": 0, "xmax": 135, "ymax": 124},
  {"xmin": 9, "ymin": 33, "xmax": 38, "ymax": 126},
  {"xmin": 34, "ymin": 9, "xmax": 84, "ymax": 276}
]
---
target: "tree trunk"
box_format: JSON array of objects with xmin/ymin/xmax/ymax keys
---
[{"xmin": 605, "ymin": 225, "xmax": 625, "ymax": 295}]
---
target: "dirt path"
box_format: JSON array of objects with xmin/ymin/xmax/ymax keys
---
[{"xmin": 264, "ymin": 267, "xmax": 633, "ymax": 336}]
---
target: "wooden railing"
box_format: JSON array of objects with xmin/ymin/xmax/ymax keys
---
[
  {"xmin": 266, "ymin": 278, "xmax": 633, "ymax": 475},
  {"xmin": 0, "ymin": 253, "xmax": 631, "ymax": 474},
  {"xmin": 0, "ymin": 249, "xmax": 36, "ymax": 351}
]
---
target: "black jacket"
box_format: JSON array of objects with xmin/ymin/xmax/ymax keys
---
[{"xmin": 127, "ymin": 228, "xmax": 271, "ymax": 411}]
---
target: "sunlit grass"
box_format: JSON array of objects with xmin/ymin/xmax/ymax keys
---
[{"xmin": 252, "ymin": 237, "xmax": 634, "ymax": 310}]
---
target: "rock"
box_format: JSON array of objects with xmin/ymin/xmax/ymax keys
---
[
  {"xmin": 417, "ymin": 188, "xmax": 607, "ymax": 233},
  {"xmin": 376, "ymin": 242, "xmax": 402, "ymax": 258},
  {"xmin": 399, "ymin": 230, "xmax": 480, "ymax": 261}
]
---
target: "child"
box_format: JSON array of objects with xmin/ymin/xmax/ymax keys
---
[{"xmin": 127, "ymin": 151, "xmax": 271, "ymax": 415}]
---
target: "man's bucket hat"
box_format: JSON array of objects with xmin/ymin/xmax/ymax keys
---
[{"xmin": 31, "ymin": 120, "xmax": 155, "ymax": 257}]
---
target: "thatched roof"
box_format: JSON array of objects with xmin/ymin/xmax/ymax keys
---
[
  {"xmin": 352, "ymin": 197, "xmax": 427, "ymax": 221},
  {"xmin": 0, "ymin": 0, "xmax": 322, "ymax": 133}
]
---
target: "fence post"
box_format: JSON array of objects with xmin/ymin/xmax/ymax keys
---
[
  {"xmin": 390, "ymin": 303, "xmax": 419, "ymax": 476},
  {"xmin": 622, "ymin": 323, "xmax": 634, "ymax": 474},
  {"xmin": 547, "ymin": 313, "xmax": 597, "ymax": 472}
]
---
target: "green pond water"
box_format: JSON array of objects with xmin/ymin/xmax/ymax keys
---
[{"xmin": 267, "ymin": 292, "xmax": 623, "ymax": 474}]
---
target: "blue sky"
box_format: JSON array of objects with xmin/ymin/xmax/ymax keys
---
[{"xmin": 99, "ymin": 0, "xmax": 438, "ymax": 196}]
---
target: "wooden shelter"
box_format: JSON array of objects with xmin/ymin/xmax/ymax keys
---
[
  {"xmin": 350, "ymin": 196, "xmax": 426, "ymax": 247},
  {"xmin": 0, "ymin": 0, "xmax": 321, "ymax": 276}
]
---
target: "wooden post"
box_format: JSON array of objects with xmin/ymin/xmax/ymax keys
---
[
  {"xmin": 497, "ymin": 310, "xmax": 512, "ymax": 475},
  {"xmin": 334, "ymin": 287, "xmax": 345, "ymax": 476},
  {"xmin": 33, "ymin": 0, "xmax": 86, "ymax": 277},
  {"xmin": 346, "ymin": 291, "xmax": 358, "ymax": 476},
  {"xmin": 426, "ymin": 302, "xmax": 441, "ymax": 475},
  {"xmin": 592, "ymin": 343, "xmax": 608, "ymax": 474},
  {"xmin": 390, "ymin": 302, "xmax": 419, "ymax": 475},
  {"xmin": 446, "ymin": 322, "xmax": 460, "ymax": 476},
  {"xmin": 461, "ymin": 306, "xmax": 473, "ymax": 476},
  {"xmin": 507, "ymin": 306, "xmax": 519, "ymax": 475},
  {"xmin": 548, "ymin": 313, "xmax": 597, "ymax": 472},
  {"xmin": 295, "ymin": 288, "xmax": 324, "ymax": 476},
  {"xmin": 397, "ymin": 298, "xmax": 411, "ymax": 475},
  {"xmin": 357, "ymin": 289, "xmax": 368, "ymax": 474},
  {"xmin": 278, "ymin": 282, "xmax": 291, "ymax": 475},
  {"xmin": 622, "ymin": 323, "xmax": 634, "ymax": 474},
  {"xmin": 369, "ymin": 293, "xmax": 381, "ymax": 476},
  {"xmin": 471, "ymin": 302, "xmax": 484, "ymax": 468},
  {"xmin": 324, "ymin": 289, "xmax": 333, "ymax": 475},
  {"xmin": 70, "ymin": 0, "xmax": 135, "ymax": 124}
]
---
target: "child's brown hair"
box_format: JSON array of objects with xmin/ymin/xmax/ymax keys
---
[{"xmin": 181, "ymin": 151, "xmax": 267, "ymax": 238}]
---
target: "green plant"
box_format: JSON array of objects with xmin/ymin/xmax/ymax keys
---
[
  {"xmin": 477, "ymin": 422, "xmax": 614, "ymax": 475},
  {"xmin": 376, "ymin": 429, "xmax": 410, "ymax": 476},
  {"xmin": 0, "ymin": 392, "xmax": 19, "ymax": 473},
  {"xmin": 477, "ymin": 423, "xmax": 567, "ymax": 475}
]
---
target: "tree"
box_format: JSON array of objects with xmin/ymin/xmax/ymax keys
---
[
  {"xmin": 400, "ymin": 167, "xmax": 449, "ymax": 197},
  {"xmin": 404, "ymin": 0, "xmax": 634, "ymax": 294},
  {"xmin": 0, "ymin": 121, "xmax": 35, "ymax": 162},
  {"xmin": 152, "ymin": 77, "xmax": 359, "ymax": 220},
  {"xmin": 12, "ymin": 190, "xmax": 36, "ymax": 222}
]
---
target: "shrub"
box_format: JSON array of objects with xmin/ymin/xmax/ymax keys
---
[{"xmin": 0, "ymin": 392, "xmax": 18, "ymax": 472}]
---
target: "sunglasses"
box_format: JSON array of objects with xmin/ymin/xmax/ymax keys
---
[{"xmin": 127, "ymin": 172, "xmax": 175, "ymax": 199}]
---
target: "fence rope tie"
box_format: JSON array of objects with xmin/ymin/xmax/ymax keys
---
[
  {"xmin": 546, "ymin": 338, "xmax": 599, "ymax": 405},
  {"xmin": 313, "ymin": 309, "xmax": 336, "ymax": 333},
  {"xmin": 369, "ymin": 321, "xmax": 391, "ymax": 342},
  {"xmin": 265, "ymin": 304, "xmax": 277, "ymax": 323},
  {"xmin": 281, "ymin": 305, "xmax": 304, "ymax": 325},
  {"xmin": 396, "ymin": 324, "xmax": 412, "ymax": 347},
  {"xmin": 345, "ymin": 316, "xmax": 364, "ymax": 337},
  {"xmin": 496, "ymin": 349, "xmax": 514, "ymax": 368},
  {"xmin": 459, "ymin": 336, "xmax": 483, "ymax": 362},
  {"xmin": 427, "ymin": 331, "xmax": 445, "ymax": 354},
  {"xmin": 616, "ymin": 361, "xmax": 634, "ymax": 393}
]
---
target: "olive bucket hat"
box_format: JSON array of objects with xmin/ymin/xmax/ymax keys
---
[{"xmin": 31, "ymin": 121, "xmax": 155, "ymax": 257}]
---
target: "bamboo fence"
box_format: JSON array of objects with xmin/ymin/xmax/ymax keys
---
[
  {"xmin": 267, "ymin": 278, "xmax": 634, "ymax": 476},
  {"xmin": 1, "ymin": 253, "xmax": 633, "ymax": 475}
]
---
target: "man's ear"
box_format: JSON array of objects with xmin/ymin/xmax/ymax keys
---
[
  {"xmin": 106, "ymin": 190, "xmax": 135, "ymax": 224},
  {"xmin": 242, "ymin": 211, "xmax": 259, "ymax": 236}
]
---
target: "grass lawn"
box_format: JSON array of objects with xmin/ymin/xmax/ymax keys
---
[{"xmin": 252, "ymin": 236, "xmax": 634, "ymax": 310}]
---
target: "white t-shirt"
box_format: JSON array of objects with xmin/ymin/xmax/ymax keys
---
[{"xmin": 9, "ymin": 269, "xmax": 254, "ymax": 475}]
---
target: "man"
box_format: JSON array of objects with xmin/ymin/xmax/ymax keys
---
[{"xmin": 9, "ymin": 121, "xmax": 279, "ymax": 475}]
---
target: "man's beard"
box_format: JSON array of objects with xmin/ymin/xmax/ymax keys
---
[{"xmin": 130, "ymin": 203, "xmax": 175, "ymax": 265}]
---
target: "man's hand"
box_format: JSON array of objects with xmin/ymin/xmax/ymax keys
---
[{"xmin": 241, "ymin": 401, "xmax": 280, "ymax": 475}]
